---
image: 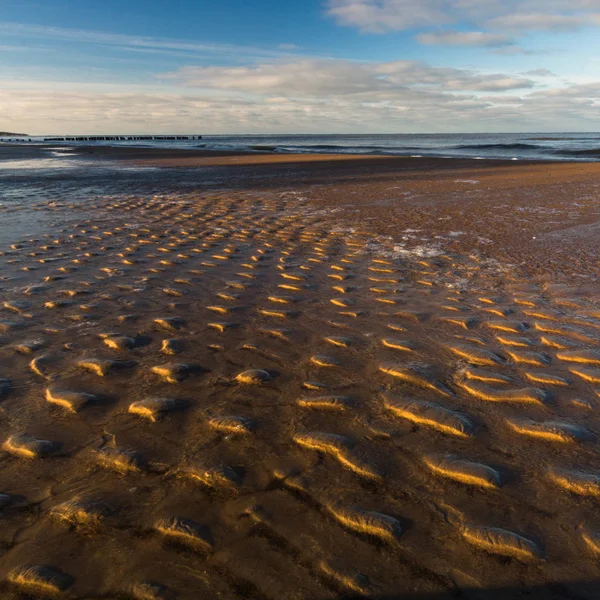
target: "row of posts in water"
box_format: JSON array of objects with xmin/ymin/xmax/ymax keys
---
[
  {"xmin": 0, "ymin": 135, "xmax": 203, "ymax": 142},
  {"xmin": 41, "ymin": 135, "xmax": 203, "ymax": 142}
]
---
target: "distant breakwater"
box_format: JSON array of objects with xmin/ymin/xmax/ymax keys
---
[{"xmin": 39, "ymin": 135, "xmax": 202, "ymax": 142}]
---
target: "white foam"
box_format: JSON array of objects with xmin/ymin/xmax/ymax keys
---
[{"xmin": 392, "ymin": 243, "xmax": 444, "ymax": 258}]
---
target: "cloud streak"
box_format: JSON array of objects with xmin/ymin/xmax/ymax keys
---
[
  {"xmin": 0, "ymin": 22, "xmax": 303, "ymax": 61},
  {"xmin": 417, "ymin": 31, "xmax": 514, "ymax": 47}
]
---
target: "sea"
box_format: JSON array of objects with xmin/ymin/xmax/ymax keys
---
[{"xmin": 1, "ymin": 132, "xmax": 600, "ymax": 161}]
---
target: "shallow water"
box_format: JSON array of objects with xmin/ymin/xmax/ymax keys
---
[{"xmin": 0, "ymin": 154, "xmax": 227, "ymax": 246}]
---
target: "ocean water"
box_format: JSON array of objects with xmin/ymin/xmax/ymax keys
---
[{"xmin": 2, "ymin": 132, "xmax": 600, "ymax": 161}]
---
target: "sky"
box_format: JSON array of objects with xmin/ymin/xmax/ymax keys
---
[{"xmin": 1, "ymin": 0, "xmax": 600, "ymax": 134}]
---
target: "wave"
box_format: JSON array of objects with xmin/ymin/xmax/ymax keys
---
[
  {"xmin": 527, "ymin": 137, "xmax": 579, "ymax": 141},
  {"xmin": 190, "ymin": 139, "xmax": 600, "ymax": 161},
  {"xmin": 556, "ymin": 148, "xmax": 600, "ymax": 156},
  {"xmin": 188, "ymin": 140, "xmax": 600, "ymax": 162},
  {"xmin": 288, "ymin": 144, "xmax": 372, "ymax": 151},
  {"xmin": 302, "ymin": 144, "xmax": 342, "ymax": 149},
  {"xmin": 527, "ymin": 136, "xmax": 600, "ymax": 141},
  {"xmin": 453, "ymin": 143, "xmax": 543, "ymax": 150}
]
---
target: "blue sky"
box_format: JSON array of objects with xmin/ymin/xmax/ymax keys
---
[{"xmin": 1, "ymin": 0, "xmax": 599, "ymax": 133}]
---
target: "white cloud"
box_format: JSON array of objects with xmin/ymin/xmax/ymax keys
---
[
  {"xmin": 486, "ymin": 13, "xmax": 590, "ymax": 31},
  {"xmin": 523, "ymin": 68, "xmax": 556, "ymax": 76},
  {"xmin": 327, "ymin": 0, "xmax": 454, "ymax": 33},
  {"xmin": 2, "ymin": 77, "xmax": 599, "ymax": 135},
  {"xmin": 326, "ymin": 0, "xmax": 600, "ymax": 38},
  {"xmin": 417, "ymin": 31, "xmax": 514, "ymax": 46},
  {"xmin": 162, "ymin": 59, "xmax": 535, "ymax": 95}
]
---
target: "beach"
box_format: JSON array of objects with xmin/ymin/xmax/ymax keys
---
[{"xmin": 1, "ymin": 144, "xmax": 600, "ymax": 599}]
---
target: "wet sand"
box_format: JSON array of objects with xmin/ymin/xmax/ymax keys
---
[
  {"xmin": 132, "ymin": 150, "xmax": 600, "ymax": 280},
  {"xmin": 0, "ymin": 146, "xmax": 600, "ymax": 599}
]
